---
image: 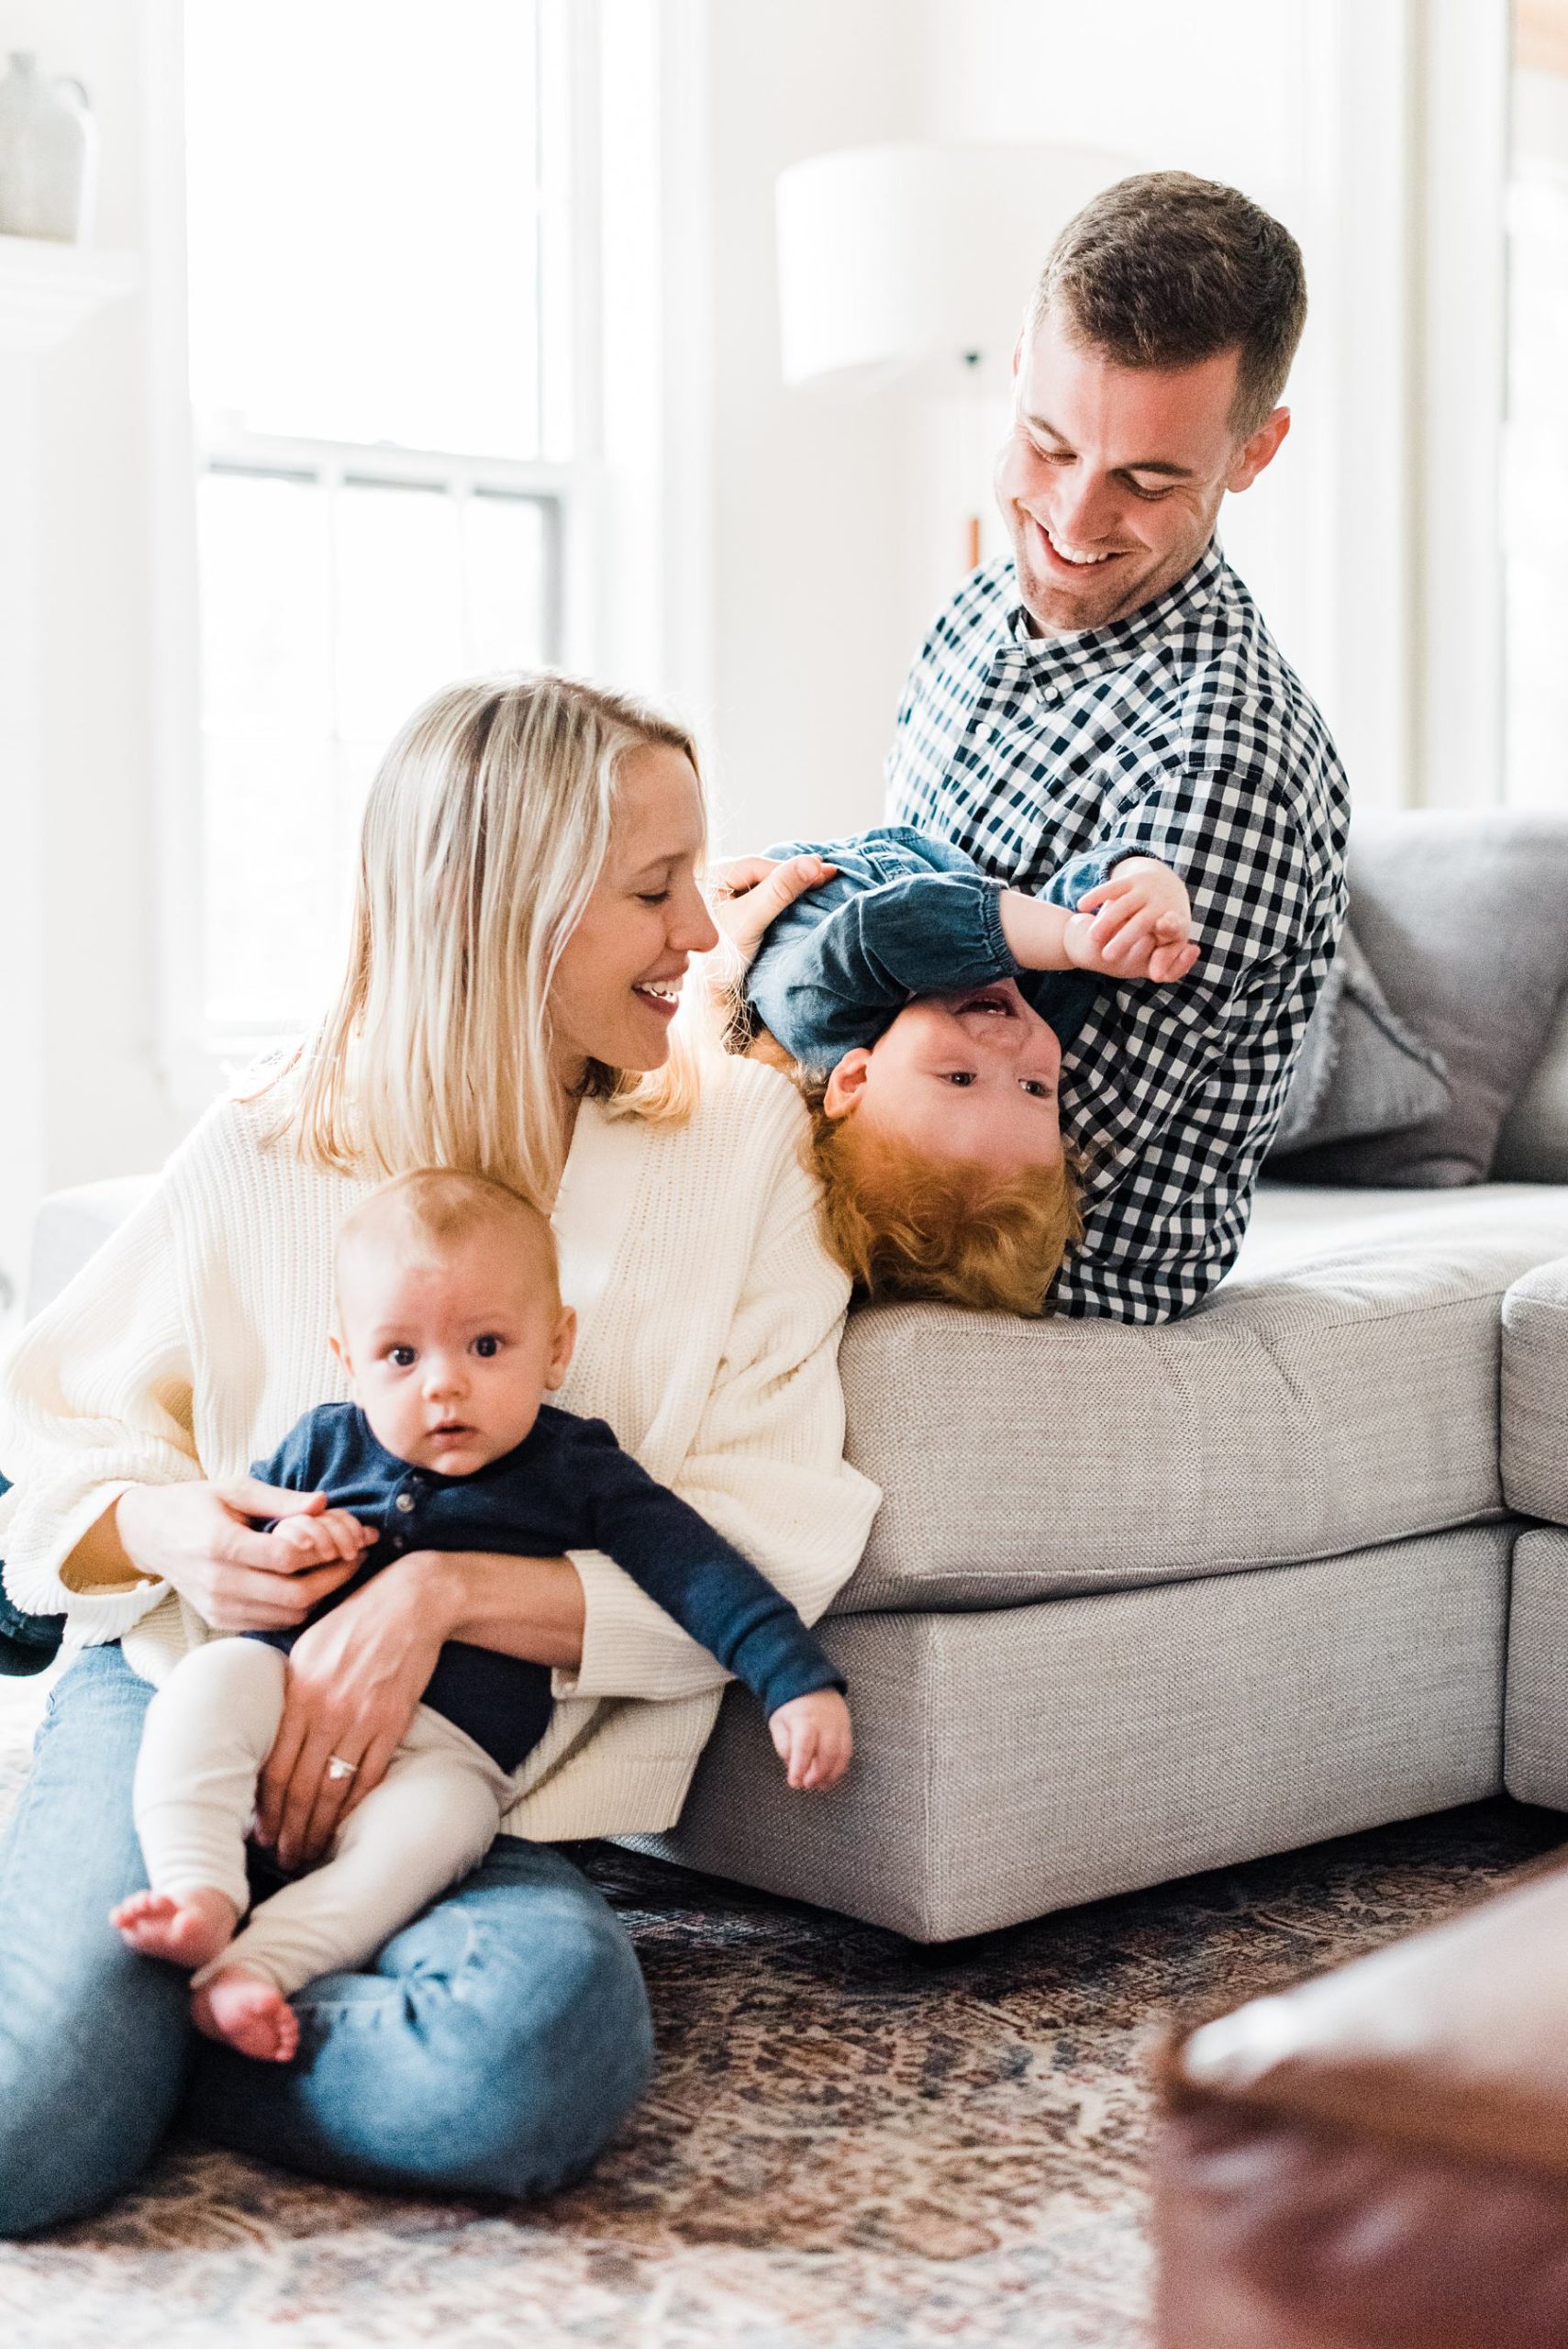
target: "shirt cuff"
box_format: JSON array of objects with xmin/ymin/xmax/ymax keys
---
[
  {"xmin": 551, "ymin": 1545, "xmax": 728, "ymax": 1705},
  {"xmin": 2, "ymin": 1477, "xmax": 170, "ymax": 1643},
  {"xmin": 974, "ymin": 879, "xmax": 1021, "ymax": 975}
]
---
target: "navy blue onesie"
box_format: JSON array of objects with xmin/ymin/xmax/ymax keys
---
[{"xmin": 249, "ymin": 1402, "xmax": 844, "ymax": 1770}]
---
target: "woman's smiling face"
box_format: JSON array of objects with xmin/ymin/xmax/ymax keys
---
[{"xmin": 549, "ymin": 742, "xmax": 718, "ymax": 1082}]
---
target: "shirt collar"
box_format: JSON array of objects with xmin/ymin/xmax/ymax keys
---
[{"xmin": 1005, "ymin": 538, "xmax": 1225, "ymax": 684}]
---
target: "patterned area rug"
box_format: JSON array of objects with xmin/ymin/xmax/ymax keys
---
[{"xmin": 1, "ymin": 1673, "xmax": 1562, "ymax": 2349}]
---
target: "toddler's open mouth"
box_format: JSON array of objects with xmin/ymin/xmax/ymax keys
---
[{"xmin": 950, "ymin": 984, "xmax": 1018, "ymax": 1019}]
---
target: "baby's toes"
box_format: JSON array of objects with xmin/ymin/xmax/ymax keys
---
[{"xmin": 111, "ymin": 1890, "xmax": 175, "ymax": 1933}]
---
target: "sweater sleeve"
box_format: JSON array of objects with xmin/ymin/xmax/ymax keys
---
[
  {"xmin": 0, "ymin": 1179, "xmax": 201, "ymax": 1643},
  {"xmin": 572, "ymin": 1419, "xmax": 845, "ymax": 1714},
  {"xmin": 558, "ymin": 1097, "xmax": 882, "ymax": 1706}
]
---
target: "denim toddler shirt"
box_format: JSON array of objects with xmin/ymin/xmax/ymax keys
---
[
  {"xmin": 249, "ymin": 1401, "xmax": 844, "ymax": 1769},
  {"xmin": 746, "ymin": 825, "xmax": 1124, "ymax": 1073}
]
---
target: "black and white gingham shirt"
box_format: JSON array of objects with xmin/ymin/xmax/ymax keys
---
[{"xmin": 887, "ymin": 540, "xmax": 1350, "ymax": 1323}]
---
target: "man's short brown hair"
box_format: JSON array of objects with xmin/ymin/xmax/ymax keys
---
[{"xmin": 1027, "ymin": 171, "xmax": 1307, "ymax": 440}]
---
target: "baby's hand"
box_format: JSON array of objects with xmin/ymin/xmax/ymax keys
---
[
  {"xmin": 769, "ymin": 1687, "xmax": 852, "ymax": 1791},
  {"xmin": 709, "ymin": 854, "xmax": 837, "ymax": 966},
  {"xmin": 272, "ymin": 1507, "xmax": 374, "ymax": 1572},
  {"xmin": 1068, "ymin": 856, "xmax": 1200, "ymax": 984}
]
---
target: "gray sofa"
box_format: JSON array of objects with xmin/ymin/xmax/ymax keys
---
[{"xmin": 24, "ymin": 817, "xmax": 1568, "ymax": 1940}]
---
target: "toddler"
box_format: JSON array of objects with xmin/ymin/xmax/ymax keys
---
[
  {"xmin": 111, "ymin": 1170, "xmax": 851, "ymax": 2062},
  {"xmin": 714, "ymin": 825, "xmax": 1197, "ymax": 1311}
]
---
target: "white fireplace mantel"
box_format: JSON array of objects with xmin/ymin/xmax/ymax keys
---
[{"xmin": 0, "ymin": 231, "xmax": 138, "ymax": 353}]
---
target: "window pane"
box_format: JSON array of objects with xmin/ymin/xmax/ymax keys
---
[
  {"xmin": 464, "ymin": 492, "xmax": 554, "ymax": 670},
  {"xmin": 1505, "ymin": 2, "xmax": 1568, "ymax": 805},
  {"xmin": 196, "ymin": 471, "xmax": 330, "ymax": 729},
  {"xmin": 184, "ymin": 1, "xmax": 545, "ymax": 459},
  {"xmin": 334, "ymin": 481, "xmax": 464, "ymax": 741},
  {"xmin": 202, "ymin": 734, "xmax": 347, "ymax": 1030}
]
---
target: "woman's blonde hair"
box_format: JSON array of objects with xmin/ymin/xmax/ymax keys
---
[{"xmin": 253, "ymin": 671, "xmax": 709, "ymax": 1206}]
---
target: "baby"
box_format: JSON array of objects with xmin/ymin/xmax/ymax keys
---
[
  {"xmin": 111, "ymin": 1170, "xmax": 851, "ymax": 2063},
  {"xmin": 714, "ymin": 825, "xmax": 1197, "ymax": 1311}
]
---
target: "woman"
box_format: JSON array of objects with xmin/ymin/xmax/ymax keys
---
[{"xmin": 0, "ymin": 674, "xmax": 880, "ymax": 2233}]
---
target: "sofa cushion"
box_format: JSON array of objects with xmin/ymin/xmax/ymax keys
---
[
  {"xmin": 1504, "ymin": 1524, "xmax": 1568, "ymax": 1810},
  {"xmin": 1495, "ymin": 989, "xmax": 1568, "ymax": 1181},
  {"xmin": 1241, "ymin": 1179, "xmax": 1563, "ymax": 1276},
  {"xmin": 640, "ymin": 1528, "xmax": 1509, "ymax": 1941},
  {"xmin": 1276, "ymin": 813, "xmax": 1568, "ymax": 1186},
  {"xmin": 1501, "ymin": 1249, "xmax": 1568, "ymax": 1523},
  {"xmin": 26, "ymin": 1176, "xmax": 157, "ymax": 1319},
  {"xmin": 837, "ymin": 1188, "xmax": 1568, "ymax": 1613},
  {"xmin": 1269, "ymin": 925, "xmax": 1451, "ymax": 1159}
]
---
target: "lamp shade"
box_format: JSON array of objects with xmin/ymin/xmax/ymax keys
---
[{"xmin": 776, "ymin": 141, "xmax": 1135, "ymax": 390}]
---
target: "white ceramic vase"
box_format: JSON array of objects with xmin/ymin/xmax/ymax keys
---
[{"xmin": 0, "ymin": 50, "xmax": 97, "ymax": 243}]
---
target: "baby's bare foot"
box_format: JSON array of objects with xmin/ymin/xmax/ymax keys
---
[
  {"xmin": 110, "ymin": 1887, "xmax": 237, "ymax": 1969},
  {"xmin": 191, "ymin": 1968, "xmax": 299, "ymax": 2063}
]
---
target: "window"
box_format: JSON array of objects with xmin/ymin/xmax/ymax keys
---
[
  {"xmin": 182, "ymin": 0, "xmax": 583, "ymax": 1038},
  {"xmin": 1504, "ymin": 0, "xmax": 1568, "ymax": 807}
]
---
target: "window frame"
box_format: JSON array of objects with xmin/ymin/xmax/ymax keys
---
[{"xmin": 147, "ymin": 0, "xmax": 620, "ymax": 1103}]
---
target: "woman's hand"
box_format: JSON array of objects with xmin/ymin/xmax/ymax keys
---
[
  {"xmin": 709, "ymin": 854, "xmax": 836, "ymax": 966},
  {"xmin": 256, "ymin": 1549, "xmax": 460, "ymax": 1870},
  {"xmin": 114, "ymin": 1478, "xmax": 370, "ymax": 1632},
  {"xmin": 255, "ymin": 1545, "xmax": 586, "ymax": 1868}
]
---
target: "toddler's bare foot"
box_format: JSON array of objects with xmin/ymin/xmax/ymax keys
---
[
  {"xmin": 191, "ymin": 1967, "xmax": 299, "ymax": 2063},
  {"xmin": 110, "ymin": 1886, "xmax": 237, "ymax": 1969}
]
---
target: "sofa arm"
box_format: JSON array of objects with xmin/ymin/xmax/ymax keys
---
[
  {"xmin": 1503, "ymin": 1253, "xmax": 1568, "ymax": 1525},
  {"xmin": 26, "ymin": 1175, "xmax": 156, "ymax": 1320}
]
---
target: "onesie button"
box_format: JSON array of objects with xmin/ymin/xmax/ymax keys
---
[{"xmin": 395, "ymin": 1492, "xmax": 416, "ymax": 1514}]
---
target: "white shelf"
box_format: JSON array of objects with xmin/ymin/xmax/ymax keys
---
[{"xmin": 0, "ymin": 232, "xmax": 137, "ymax": 353}]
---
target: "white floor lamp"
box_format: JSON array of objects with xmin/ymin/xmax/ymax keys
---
[{"xmin": 777, "ymin": 142, "xmax": 1134, "ymax": 572}]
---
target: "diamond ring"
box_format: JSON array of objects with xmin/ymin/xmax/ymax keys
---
[{"xmin": 326, "ymin": 1754, "xmax": 358, "ymax": 1782}]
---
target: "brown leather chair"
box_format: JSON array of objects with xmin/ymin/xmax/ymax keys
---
[{"xmin": 1153, "ymin": 1860, "xmax": 1568, "ymax": 2348}]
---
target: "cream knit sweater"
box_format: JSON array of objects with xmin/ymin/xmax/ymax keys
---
[{"xmin": 0, "ymin": 1053, "xmax": 881, "ymax": 1840}]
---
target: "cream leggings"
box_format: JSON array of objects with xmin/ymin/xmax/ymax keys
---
[{"xmin": 132, "ymin": 1637, "xmax": 515, "ymax": 1999}]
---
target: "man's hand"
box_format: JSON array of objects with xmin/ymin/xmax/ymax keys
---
[
  {"xmin": 709, "ymin": 854, "xmax": 837, "ymax": 966},
  {"xmin": 1068, "ymin": 856, "xmax": 1200, "ymax": 983},
  {"xmin": 768, "ymin": 1687, "xmax": 852, "ymax": 1791}
]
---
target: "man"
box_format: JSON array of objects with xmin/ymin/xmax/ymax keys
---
[{"xmin": 888, "ymin": 171, "xmax": 1349, "ymax": 1323}]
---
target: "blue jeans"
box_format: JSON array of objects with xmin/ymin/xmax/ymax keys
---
[{"xmin": 0, "ymin": 1644, "xmax": 655, "ymax": 2235}]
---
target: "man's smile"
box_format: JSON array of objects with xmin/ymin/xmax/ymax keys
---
[{"xmin": 1034, "ymin": 516, "xmax": 1124, "ymax": 569}]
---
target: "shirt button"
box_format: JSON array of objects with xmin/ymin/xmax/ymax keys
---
[{"xmin": 395, "ymin": 1493, "xmax": 416, "ymax": 1514}]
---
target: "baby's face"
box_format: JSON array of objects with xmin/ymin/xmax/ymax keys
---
[
  {"xmin": 830, "ymin": 982, "xmax": 1065, "ymax": 1174},
  {"xmin": 334, "ymin": 1233, "xmax": 574, "ymax": 1477}
]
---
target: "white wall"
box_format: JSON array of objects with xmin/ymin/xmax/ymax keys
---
[
  {"xmin": 921, "ymin": 1, "xmax": 1321, "ymax": 681},
  {"xmin": 0, "ymin": 0, "xmax": 185, "ymax": 1313},
  {"xmin": 0, "ymin": 0, "xmax": 1461, "ymax": 1312},
  {"xmin": 695, "ymin": 0, "xmax": 927, "ymax": 852},
  {"xmin": 694, "ymin": 0, "xmax": 1427, "ymax": 853}
]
